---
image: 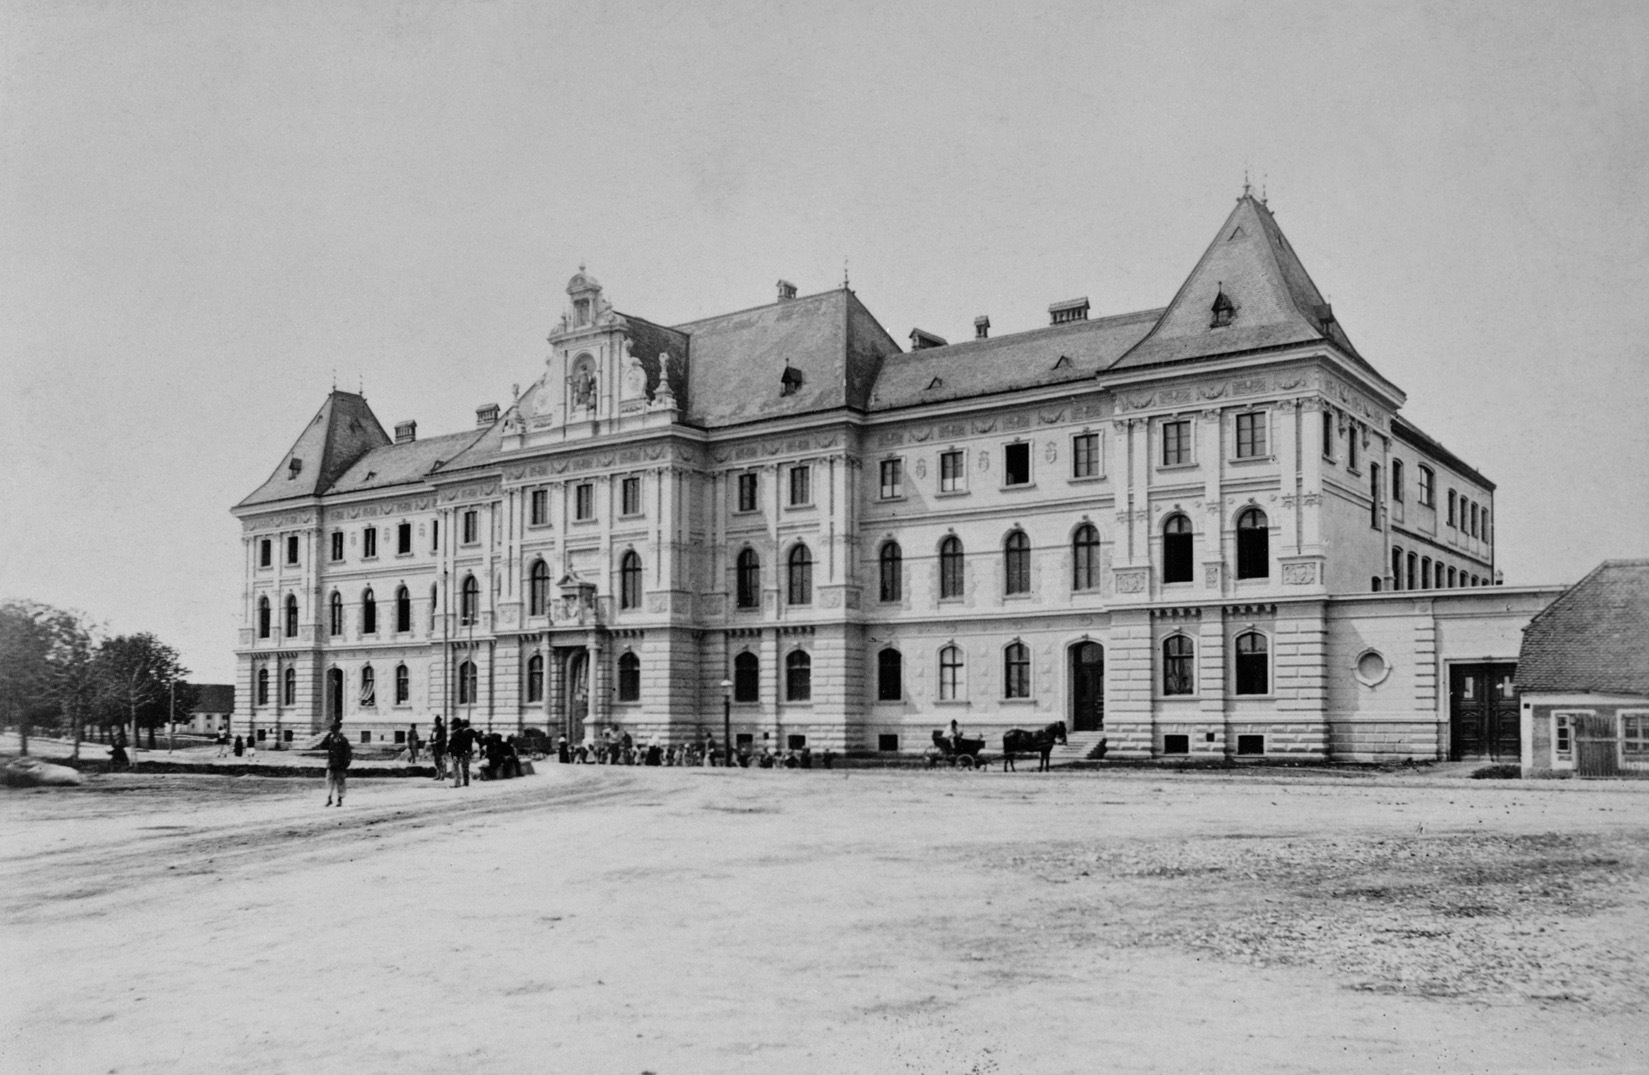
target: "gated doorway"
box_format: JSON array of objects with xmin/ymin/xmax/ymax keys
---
[
  {"xmin": 326, "ymin": 668, "xmax": 343, "ymax": 724},
  {"xmin": 1574, "ymin": 714, "xmax": 1621, "ymax": 778},
  {"xmin": 1449, "ymin": 662, "xmax": 1519, "ymax": 760},
  {"xmin": 563, "ymin": 649, "xmax": 589, "ymax": 742},
  {"xmin": 1069, "ymin": 642, "xmax": 1105, "ymax": 732}
]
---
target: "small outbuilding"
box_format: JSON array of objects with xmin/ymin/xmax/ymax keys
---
[{"xmin": 1518, "ymin": 560, "xmax": 1649, "ymax": 778}]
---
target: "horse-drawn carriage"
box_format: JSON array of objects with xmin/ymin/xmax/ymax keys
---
[{"xmin": 926, "ymin": 730, "xmax": 988, "ymax": 769}]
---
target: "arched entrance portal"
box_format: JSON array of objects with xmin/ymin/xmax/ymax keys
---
[
  {"xmin": 326, "ymin": 668, "xmax": 343, "ymax": 724},
  {"xmin": 564, "ymin": 649, "xmax": 589, "ymax": 743},
  {"xmin": 1069, "ymin": 642, "xmax": 1105, "ymax": 732}
]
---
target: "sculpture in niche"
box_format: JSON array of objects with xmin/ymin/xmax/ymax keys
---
[
  {"xmin": 571, "ymin": 358, "xmax": 597, "ymax": 410},
  {"xmin": 620, "ymin": 341, "xmax": 648, "ymax": 401}
]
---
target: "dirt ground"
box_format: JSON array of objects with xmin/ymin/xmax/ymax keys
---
[{"xmin": 2, "ymin": 759, "xmax": 1647, "ymax": 1074}]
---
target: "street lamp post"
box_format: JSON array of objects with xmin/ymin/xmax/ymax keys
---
[{"xmin": 719, "ymin": 678, "xmax": 732, "ymax": 769}]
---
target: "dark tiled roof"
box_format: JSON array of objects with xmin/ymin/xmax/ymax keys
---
[
  {"xmin": 868, "ymin": 309, "xmax": 1161, "ymax": 411},
  {"xmin": 329, "ymin": 429, "xmax": 488, "ymax": 493},
  {"xmin": 1110, "ymin": 196, "xmax": 1373, "ymax": 376},
  {"xmin": 1517, "ymin": 560, "xmax": 1649, "ymax": 696},
  {"xmin": 1391, "ymin": 416, "xmax": 1495, "ymax": 491},
  {"xmin": 238, "ymin": 392, "xmax": 390, "ymax": 508},
  {"xmin": 193, "ymin": 684, "xmax": 235, "ymax": 713}
]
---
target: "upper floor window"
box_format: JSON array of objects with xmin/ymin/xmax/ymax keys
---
[
  {"xmin": 530, "ymin": 489, "xmax": 548, "ymax": 526},
  {"xmin": 363, "ymin": 527, "xmax": 378, "ymax": 559},
  {"xmin": 1447, "ymin": 489, "xmax": 1457, "ymax": 526},
  {"xmin": 255, "ymin": 667, "xmax": 269, "ymax": 706},
  {"xmin": 733, "ymin": 651, "xmax": 759, "ymax": 702},
  {"xmin": 879, "ymin": 459, "xmax": 903, "ymax": 499},
  {"xmin": 939, "ymin": 450, "xmax": 965, "ymax": 493},
  {"xmin": 1003, "ymin": 442, "xmax": 1031, "ymax": 486},
  {"xmin": 1162, "ymin": 420, "xmax": 1190, "ymax": 467},
  {"xmin": 621, "ymin": 476, "xmax": 642, "ymax": 517},
  {"xmin": 1235, "ymin": 412, "xmax": 1267, "ymax": 459},
  {"xmin": 361, "ymin": 588, "xmax": 377, "ymax": 635},
  {"xmin": 736, "ymin": 549, "xmax": 760, "ymax": 609},
  {"xmin": 395, "ymin": 586, "xmax": 411, "ymax": 633},
  {"xmin": 1236, "ymin": 508, "xmax": 1269, "ymax": 580},
  {"xmin": 877, "ymin": 648, "xmax": 903, "ymax": 702},
  {"xmin": 397, "ymin": 523, "xmax": 412, "ymax": 556},
  {"xmin": 1235, "ymin": 632, "xmax": 1269, "ymax": 694},
  {"xmin": 1003, "ymin": 642, "xmax": 1031, "ymax": 699},
  {"xmin": 617, "ymin": 651, "xmax": 641, "ymax": 702},
  {"xmin": 462, "ymin": 509, "xmax": 480, "ymax": 543},
  {"xmin": 1469, "ymin": 501, "xmax": 1480, "ymax": 538},
  {"xmin": 787, "ymin": 544, "xmax": 813, "ymax": 606},
  {"xmin": 430, "ymin": 520, "xmax": 440, "ymax": 552},
  {"xmin": 574, "ymin": 485, "xmax": 594, "ymax": 521},
  {"xmin": 1417, "ymin": 466, "xmax": 1435, "ymax": 507},
  {"xmin": 1347, "ymin": 423, "xmax": 1360, "ymax": 470},
  {"xmin": 459, "ymin": 575, "xmax": 478, "ymax": 625},
  {"xmin": 737, "ymin": 472, "xmax": 758, "ymax": 513},
  {"xmin": 457, "ymin": 660, "xmax": 477, "ymax": 705},
  {"xmin": 1321, "ymin": 411, "xmax": 1335, "ymax": 460},
  {"xmin": 330, "ymin": 532, "xmax": 344, "ymax": 562},
  {"xmin": 1072, "ymin": 523, "xmax": 1101, "ymax": 591},
  {"xmin": 1072, "ymin": 433, "xmax": 1100, "ymax": 478},
  {"xmin": 1482, "ymin": 509, "xmax": 1490, "ymax": 545},
  {"xmin": 529, "ymin": 560, "xmax": 550, "ymax": 617},
  {"xmin": 1391, "ymin": 459, "xmax": 1404, "ymax": 502},
  {"xmin": 1163, "ymin": 635, "xmax": 1194, "ymax": 695},
  {"xmin": 1369, "ymin": 464, "xmax": 1382, "ymax": 529},
  {"xmin": 1162, "ymin": 514, "xmax": 1193, "ymax": 584},
  {"xmin": 259, "ymin": 538, "xmax": 272, "ymax": 568},
  {"xmin": 879, "ymin": 542, "xmax": 902, "ymax": 603},
  {"xmin": 789, "ymin": 465, "xmax": 811, "ymax": 506},
  {"xmin": 286, "ymin": 535, "xmax": 299, "ymax": 565},
  {"xmin": 619, "ymin": 551, "xmax": 642, "ymax": 610},
  {"xmin": 329, "ymin": 591, "xmax": 343, "ymax": 636},
  {"xmin": 429, "ymin": 583, "xmax": 438, "ymax": 629},
  {"xmin": 1407, "ymin": 551, "xmax": 1419, "ymax": 591},
  {"xmin": 1003, "ymin": 530, "xmax": 1030, "ymax": 595},
  {"xmin": 1420, "ymin": 556, "xmax": 1432, "ymax": 590},
  {"xmin": 284, "ymin": 595, "xmax": 298, "ymax": 637},
  {"xmin": 939, "ymin": 536, "xmax": 965, "ymax": 599},
  {"xmin": 1391, "ymin": 547, "xmax": 1403, "ymax": 591},
  {"xmin": 785, "ymin": 650, "xmax": 811, "ymax": 702},
  {"xmin": 257, "ymin": 596, "xmax": 271, "ymax": 639}
]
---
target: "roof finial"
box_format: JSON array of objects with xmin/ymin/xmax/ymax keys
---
[
  {"xmin": 1261, "ymin": 174, "xmax": 1268, "ymax": 206},
  {"xmin": 1242, "ymin": 167, "xmax": 1251, "ymax": 199},
  {"xmin": 843, "ymin": 256, "xmax": 850, "ymax": 289},
  {"xmin": 358, "ymin": 373, "xmax": 364, "ymax": 399},
  {"xmin": 331, "ymin": 368, "xmax": 337, "ymax": 391},
  {"xmin": 579, "ymin": 261, "xmax": 586, "ymax": 273}
]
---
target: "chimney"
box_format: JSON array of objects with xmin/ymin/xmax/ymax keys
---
[
  {"xmin": 909, "ymin": 328, "xmax": 948, "ymax": 351},
  {"xmin": 1049, "ymin": 297, "xmax": 1091, "ymax": 325},
  {"xmin": 776, "ymin": 279, "xmax": 797, "ymax": 302},
  {"xmin": 394, "ymin": 420, "xmax": 417, "ymax": 444},
  {"xmin": 974, "ymin": 315, "xmax": 990, "ymax": 340},
  {"xmin": 475, "ymin": 404, "xmax": 499, "ymax": 427}
]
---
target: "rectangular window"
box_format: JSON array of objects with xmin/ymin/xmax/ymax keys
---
[
  {"xmin": 1322, "ymin": 411, "xmax": 1335, "ymax": 459},
  {"xmin": 462, "ymin": 510, "xmax": 479, "ymax": 543},
  {"xmin": 1235, "ymin": 413, "xmax": 1267, "ymax": 459},
  {"xmin": 1072, "ymin": 433, "xmax": 1099, "ymax": 478},
  {"xmin": 397, "ymin": 522, "xmax": 412, "ymax": 555},
  {"xmin": 737, "ymin": 472, "xmax": 758, "ymax": 513},
  {"xmin": 1236, "ymin": 734, "xmax": 1265, "ymax": 756},
  {"xmin": 789, "ymin": 465, "xmax": 811, "ymax": 506},
  {"xmin": 330, "ymin": 532, "xmax": 344, "ymax": 561},
  {"xmin": 1163, "ymin": 734, "xmax": 1189, "ymax": 755},
  {"xmin": 285, "ymin": 535, "xmax": 299, "ymax": 565},
  {"xmin": 878, "ymin": 733, "xmax": 899, "ymax": 752},
  {"xmin": 259, "ymin": 539, "xmax": 272, "ymax": 567},
  {"xmin": 1470, "ymin": 501, "xmax": 1480, "ymax": 538},
  {"xmin": 940, "ymin": 450, "xmax": 964, "ymax": 492},
  {"xmin": 569, "ymin": 484, "xmax": 590, "ymax": 521},
  {"xmin": 1447, "ymin": 489, "xmax": 1457, "ymax": 526},
  {"xmin": 1347, "ymin": 423, "xmax": 1359, "ymax": 470},
  {"xmin": 1391, "ymin": 459, "xmax": 1404, "ymax": 502},
  {"xmin": 1554, "ymin": 713, "xmax": 1574, "ymax": 758},
  {"xmin": 1418, "ymin": 467, "xmax": 1435, "ymax": 507},
  {"xmin": 621, "ymin": 476, "xmax": 641, "ymax": 517},
  {"xmin": 879, "ymin": 458, "xmax": 902, "ymax": 499},
  {"xmin": 1623, "ymin": 713, "xmax": 1649, "ymax": 756},
  {"xmin": 431, "ymin": 520, "xmax": 439, "ymax": 552},
  {"xmin": 1162, "ymin": 420, "xmax": 1190, "ymax": 466},
  {"xmin": 1370, "ymin": 463, "xmax": 1382, "ymax": 529},
  {"xmin": 530, "ymin": 489, "xmax": 548, "ymax": 526},
  {"xmin": 363, "ymin": 528, "xmax": 377, "ymax": 558},
  {"xmin": 1003, "ymin": 442, "xmax": 1030, "ymax": 485}
]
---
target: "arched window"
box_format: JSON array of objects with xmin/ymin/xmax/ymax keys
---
[
  {"xmin": 879, "ymin": 542, "xmax": 902, "ymax": 603},
  {"xmin": 733, "ymin": 651, "xmax": 759, "ymax": 702},
  {"xmin": 736, "ymin": 548, "xmax": 761, "ymax": 609},
  {"xmin": 785, "ymin": 649, "xmax": 812, "ymax": 701},
  {"xmin": 395, "ymin": 663, "xmax": 410, "ymax": 705},
  {"xmin": 1391, "ymin": 458, "xmax": 1404, "ymax": 502},
  {"xmin": 1072, "ymin": 523, "xmax": 1101, "ymax": 591},
  {"xmin": 1420, "ymin": 556, "xmax": 1432, "ymax": 590},
  {"xmin": 284, "ymin": 594, "xmax": 298, "ymax": 637},
  {"xmin": 428, "ymin": 584, "xmax": 438, "ymax": 630},
  {"xmin": 1235, "ymin": 509, "xmax": 1269, "ymax": 579},
  {"xmin": 361, "ymin": 589, "xmax": 377, "ymax": 635},
  {"xmin": 1391, "ymin": 547, "xmax": 1404, "ymax": 591},
  {"xmin": 619, "ymin": 550, "xmax": 642, "ymax": 610},
  {"xmin": 1003, "ymin": 531, "xmax": 1030, "ymax": 595},
  {"xmin": 329, "ymin": 591, "xmax": 343, "ymax": 636},
  {"xmin": 395, "ymin": 586, "xmax": 411, "ymax": 633},
  {"xmin": 1235, "ymin": 633, "xmax": 1269, "ymax": 695},
  {"xmin": 939, "ymin": 536, "xmax": 964, "ymax": 599},
  {"xmin": 282, "ymin": 665, "xmax": 295, "ymax": 706},
  {"xmin": 1163, "ymin": 635, "xmax": 1194, "ymax": 695},
  {"xmin": 360, "ymin": 665, "xmax": 376, "ymax": 708},
  {"xmin": 617, "ymin": 651, "xmax": 640, "ymax": 701},
  {"xmin": 1447, "ymin": 566, "xmax": 1458, "ymax": 588},
  {"xmin": 1434, "ymin": 561, "xmax": 1446, "ymax": 589},
  {"xmin": 256, "ymin": 667, "xmax": 268, "ymax": 706},
  {"xmin": 787, "ymin": 544, "xmax": 813, "ymax": 606},
  {"xmin": 459, "ymin": 575, "xmax": 478, "ymax": 625},
  {"xmin": 529, "ymin": 560, "xmax": 550, "ymax": 617},
  {"xmin": 525, "ymin": 655, "xmax": 543, "ymax": 703},
  {"xmin": 939, "ymin": 645, "xmax": 964, "ymax": 701},
  {"xmin": 1407, "ymin": 552, "xmax": 1418, "ymax": 591},
  {"xmin": 458, "ymin": 660, "xmax": 477, "ymax": 705},
  {"xmin": 1003, "ymin": 642, "xmax": 1030, "ymax": 699},
  {"xmin": 877, "ymin": 648, "xmax": 903, "ymax": 701},
  {"xmin": 1162, "ymin": 514, "xmax": 1193, "ymax": 584},
  {"xmin": 258, "ymin": 596, "xmax": 271, "ymax": 639}
]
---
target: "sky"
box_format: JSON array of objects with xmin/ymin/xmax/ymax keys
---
[{"xmin": 3, "ymin": 0, "xmax": 1646, "ymax": 683}]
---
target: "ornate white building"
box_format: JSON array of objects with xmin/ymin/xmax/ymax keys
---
[{"xmin": 233, "ymin": 192, "xmax": 1555, "ymax": 761}]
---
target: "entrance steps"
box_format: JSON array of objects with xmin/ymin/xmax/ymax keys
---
[{"xmin": 1053, "ymin": 731, "xmax": 1108, "ymax": 762}]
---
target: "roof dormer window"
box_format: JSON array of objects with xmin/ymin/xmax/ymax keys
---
[
  {"xmin": 287, "ymin": 458, "xmax": 303, "ymax": 479},
  {"xmin": 1211, "ymin": 284, "xmax": 1236, "ymax": 328},
  {"xmin": 780, "ymin": 365, "xmax": 804, "ymax": 397}
]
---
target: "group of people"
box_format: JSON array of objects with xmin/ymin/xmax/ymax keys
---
[
  {"xmin": 413, "ymin": 716, "xmax": 525, "ymax": 788},
  {"xmin": 557, "ymin": 726, "xmax": 837, "ymax": 770},
  {"xmin": 214, "ymin": 729, "xmax": 257, "ymax": 761}
]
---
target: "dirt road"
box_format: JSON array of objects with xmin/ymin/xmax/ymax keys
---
[{"xmin": 2, "ymin": 765, "xmax": 1646, "ymax": 1074}]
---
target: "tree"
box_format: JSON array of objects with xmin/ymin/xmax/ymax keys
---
[
  {"xmin": 45, "ymin": 614, "xmax": 100, "ymax": 760},
  {"xmin": 95, "ymin": 634, "xmax": 188, "ymax": 753},
  {"xmin": 0, "ymin": 600, "xmax": 97, "ymax": 754}
]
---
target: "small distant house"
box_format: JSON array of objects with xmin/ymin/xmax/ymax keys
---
[
  {"xmin": 189, "ymin": 684, "xmax": 235, "ymax": 735},
  {"xmin": 1518, "ymin": 560, "xmax": 1649, "ymax": 778}
]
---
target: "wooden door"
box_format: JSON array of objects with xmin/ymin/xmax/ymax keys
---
[
  {"xmin": 1070, "ymin": 643, "xmax": 1105, "ymax": 732},
  {"xmin": 1449, "ymin": 663, "xmax": 1519, "ymax": 760},
  {"xmin": 1574, "ymin": 714, "xmax": 1620, "ymax": 778}
]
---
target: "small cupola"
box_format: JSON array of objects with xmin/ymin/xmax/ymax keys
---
[
  {"xmin": 776, "ymin": 279, "xmax": 797, "ymax": 302},
  {"xmin": 394, "ymin": 420, "xmax": 417, "ymax": 444},
  {"xmin": 974, "ymin": 315, "xmax": 990, "ymax": 340},
  {"xmin": 1210, "ymin": 284, "xmax": 1236, "ymax": 328},
  {"xmin": 1049, "ymin": 297, "xmax": 1090, "ymax": 325},
  {"xmin": 476, "ymin": 404, "xmax": 499, "ymax": 427},
  {"xmin": 909, "ymin": 328, "xmax": 947, "ymax": 350}
]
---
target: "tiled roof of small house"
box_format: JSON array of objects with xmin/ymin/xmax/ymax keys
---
[
  {"xmin": 1517, "ymin": 560, "xmax": 1649, "ymax": 697},
  {"xmin": 193, "ymin": 684, "xmax": 235, "ymax": 714}
]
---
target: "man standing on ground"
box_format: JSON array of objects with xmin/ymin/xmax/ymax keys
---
[
  {"xmin": 407, "ymin": 722, "xmax": 419, "ymax": 765},
  {"xmin": 449, "ymin": 718, "xmax": 474, "ymax": 788},
  {"xmin": 431, "ymin": 716, "xmax": 447, "ymax": 781},
  {"xmin": 321, "ymin": 719, "xmax": 352, "ymax": 807}
]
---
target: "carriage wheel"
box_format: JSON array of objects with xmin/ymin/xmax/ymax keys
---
[{"xmin": 958, "ymin": 754, "xmax": 975, "ymax": 769}]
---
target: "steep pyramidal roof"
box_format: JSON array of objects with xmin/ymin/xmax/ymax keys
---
[
  {"xmin": 237, "ymin": 391, "xmax": 390, "ymax": 508},
  {"xmin": 1517, "ymin": 560, "xmax": 1649, "ymax": 697},
  {"xmin": 1111, "ymin": 194, "xmax": 1369, "ymax": 374}
]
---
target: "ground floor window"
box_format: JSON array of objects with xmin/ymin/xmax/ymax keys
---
[
  {"xmin": 458, "ymin": 660, "xmax": 477, "ymax": 705},
  {"xmin": 786, "ymin": 650, "xmax": 812, "ymax": 702},
  {"xmin": 734, "ymin": 651, "xmax": 759, "ymax": 702},
  {"xmin": 1163, "ymin": 635, "xmax": 1194, "ymax": 695},
  {"xmin": 1235, "ymin": 633, "xmax": 1268, "ymax": 695},
  {"xmin": 526, "ymin": 655, "xmax": 543, "ymax": 703},
  {"xmin": 1004, "ymin": 642, "xmax": 1030, "ymax": 699},
  {"xmin": 877, "ymin": 648, "xmax": 902, "ymax": 701},
  {"xmin": 618, "ymin": 651, "xmax": 640, "ymax": 702},
  {"xmin": 1623, "ymin": 713, "xmax": 1649, "ymax": 756}
]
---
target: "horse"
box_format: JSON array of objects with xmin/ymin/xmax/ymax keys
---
[{"xmin": 1002, "ymin": 720, "xmax": 1068, "ymax": 772}]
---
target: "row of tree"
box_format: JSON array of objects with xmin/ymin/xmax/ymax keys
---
[{"xmin": 0, "ymin": 599, "xmax": 200, "ymax": 757}]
